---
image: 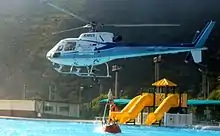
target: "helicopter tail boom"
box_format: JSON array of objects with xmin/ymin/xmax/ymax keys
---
[{"xmin": 185, "ymin": 20, "xmax": 215, "ymax": 63}]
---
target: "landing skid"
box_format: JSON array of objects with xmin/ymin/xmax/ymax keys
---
[{"xmin": 52, "ymin": 63, "xmax": 111, "ymax": 78}]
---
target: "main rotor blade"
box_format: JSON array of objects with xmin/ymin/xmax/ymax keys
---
[
  {"xmin": 46, "ymin": 2, "xmax": 89, "ymax": 24},
  {"xmin": 52, "ymin": 26, "xmax": 85, "ymax": 35},
  {"xmin": 103, "ymin": 24, "xmax": 180, "ymax": 27}
]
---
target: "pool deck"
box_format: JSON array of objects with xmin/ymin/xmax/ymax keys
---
[{"xmin": 0, "ymin": 116, "xmax": 101, "ymax": 123}]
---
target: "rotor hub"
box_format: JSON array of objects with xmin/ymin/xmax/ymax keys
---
[{"xmin": 89, "ymin": 21, "xmax": 98, "ymax": 32}]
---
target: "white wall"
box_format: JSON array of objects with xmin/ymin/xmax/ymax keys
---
[
  {"xmin": 0, "ymin": 100, "xmax": 35, "ymax": 111},
  {"xmin": 164, "ymin": 113, "xmax": 193, "ymax": 127},
  {"xmin": 0, "ymin": 100, "xmax": 80, "ymax": 118},
  {"xmin": 35, "ymin": 101, "xmax": 80, "ymax": 118},
  {"xmin": 69, "ymin": 104, "xmax": 80, "ymax": 117},
  {"xmin": 57, "ymin": 103, "xmax": 69, "ymax": 116}
]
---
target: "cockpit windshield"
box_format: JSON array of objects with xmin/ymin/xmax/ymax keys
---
[
  {"xmin": 55, "ymin": 41, "xmax": 76, "ymax": 52},
  {"xmin": 56, "ymin": 41, "xmax": 65, "ymax": 51},
  {"xmin": 56, "ymin": 45, "xmax": 63, "ymax": 51},
  {"xmin": 64, "ymin": 42, "xmax": 76, "ymax": 51}
]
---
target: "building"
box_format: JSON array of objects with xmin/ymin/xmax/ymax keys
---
[{"xmin": 0, "ymin": 100, "xmax": 80, "ymax": 119}]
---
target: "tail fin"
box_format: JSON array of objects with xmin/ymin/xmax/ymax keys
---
[
  {"xmin": 185, "ymin": 21, "xmax": 215, "ymax": 63},
  {"xmin": 192, "ymin": 20, "xmax": 215, "ymax": 47}
]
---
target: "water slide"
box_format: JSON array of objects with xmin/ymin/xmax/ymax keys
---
[
  {"xmin": 109, "ymin": 93, "xmax": 153, "ymax": 124},
  {"xmin": 145, "ymin": 94, "xmax": 179, "ymax": 125}
]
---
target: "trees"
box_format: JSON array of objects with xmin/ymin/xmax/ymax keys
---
[
  {"xmin": 90, "ymin": 94, "xmax": 108, "ymax": 117},
  {"xmin": 208, "ymin": 85, "xmax": 220, "ymax": 100}
]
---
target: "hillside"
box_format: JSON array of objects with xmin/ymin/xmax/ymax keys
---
[{"xmin": 0, "ymin": 0, "xmax": 219, "ymax": 101}]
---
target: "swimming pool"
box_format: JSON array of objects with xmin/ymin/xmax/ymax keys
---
[{"xmin": 0, "ymin": 119, "xmax": 219, "ymax": 136}]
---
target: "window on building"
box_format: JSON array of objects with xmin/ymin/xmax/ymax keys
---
[
  {"xmin": 44, "ymin": 106, "xmax": 53, "ymax": 112},
  {"xmin": 59, "ymin": 106, "xmax": 69, "ymax": 112},
  {"xmin": 64, "ymin": 42, "xmax": 76, "ymax": 51}
]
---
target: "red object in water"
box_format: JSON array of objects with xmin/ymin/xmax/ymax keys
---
[{"xmin": 103, "ymin": 124, "xmax": 121, "ymax": 134}]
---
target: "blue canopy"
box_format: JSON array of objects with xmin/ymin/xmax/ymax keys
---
[
  {"xmin": 187, "ymin": 100, "xmax": 220, "ymax": 105},
  {"xmin": 99, "ymin": 99, "xmax": 131, "ymax": 105},
  {"xmin": 100, "ymin": 99, "xmax": 220, "ymax": 105}
]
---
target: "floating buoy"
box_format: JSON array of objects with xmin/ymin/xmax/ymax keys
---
[{"xmin": 103, "ymin": 123, "xmax": 121, "ymax": 134}]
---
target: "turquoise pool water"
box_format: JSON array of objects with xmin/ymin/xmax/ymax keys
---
[{"xmin": 0, "ymin": 119, "xmax": 219, "ymax": 136}]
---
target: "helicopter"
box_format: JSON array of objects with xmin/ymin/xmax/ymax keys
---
[{"xmin": 43, "ymin": 1, "xmax": 215, "ymax": 78}]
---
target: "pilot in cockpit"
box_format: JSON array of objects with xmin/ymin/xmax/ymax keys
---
[
  {"xmin": 56, "ymin": 41, "xmax": 76, "ymax": 52},
  {"xmin": 64, "ymin": 42, "xmax": 76, "ymax": 51},
  {"xmin": 47, "ymin": 41, "xmax": 77, "ymax": 59}
]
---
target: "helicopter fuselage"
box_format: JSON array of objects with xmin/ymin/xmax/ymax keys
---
[
  {"xmin": 43, "ymin": 0, "xmax": 215, "ymax": 78},
  {"xmin": 46, "ymin": 31, "xmax": 207, "ymax": 67},
  {"xmin": 47, "ymin": 32, "xmax": 115, "ymax": 66}
]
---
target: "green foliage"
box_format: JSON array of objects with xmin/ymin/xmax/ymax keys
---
[
  {"xmin": 208, "ymin": 85, "xmax": 220, "ymax": 100},
  {"xmin": 123, "ymin": 86, "xmax": 140, "ymax": 98},
  {"xmin": 187, "ymin": 94, "xmax": 194, "ymax": 100},
  {"xmin": 188, "ymin": 106, "xmax": 197, "ymax": 113},
  {"xmin": 120, "ymin": 95, "xmax": 128, "ymax": 99},
  {"xmin": 91, "ymin": 94, "xmax": 108, "ymax": 117}
]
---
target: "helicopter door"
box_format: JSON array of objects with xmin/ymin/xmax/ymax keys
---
[{"xmin": 77, "ymin": 42, "xmax": 96, "ymax": 55}]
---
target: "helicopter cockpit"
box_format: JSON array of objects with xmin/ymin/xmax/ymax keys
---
[
  {"xmin": 56, "ymin": 40, "xmax": 76, "ymax": 52},
  {"xmin": 46, "ymin": 40, "xmax": 77, "ymax": 59}
]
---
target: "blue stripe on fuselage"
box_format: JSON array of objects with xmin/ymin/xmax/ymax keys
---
[
  {"xmin": 95, "ymin": 42, "xmax": 194, "ymax": 51},
  {"xmin": 78, "ymin": 39, "xmax": 195, "ymax": 51},
  {"xmin": 60, "ymin": 46, "xmax": 195, "ymax": 59}
]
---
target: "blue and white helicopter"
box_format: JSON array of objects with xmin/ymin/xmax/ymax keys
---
[{"xmin": 44, "ymin": 1, "xmax": 215, "ymax": 78}]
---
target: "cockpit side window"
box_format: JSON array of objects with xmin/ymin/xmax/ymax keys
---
[
  {"xmin": 56, "ymin": 45, "xmax": 63, "ymax": 51},
  {"xmin": 64, "ymin": 42, "xmax": 76, "ymax": 51}
]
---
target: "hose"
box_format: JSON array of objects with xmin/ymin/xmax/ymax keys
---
[{"xmin": 102, "ymin": 103, "xmax": 108, "ymax": 124}]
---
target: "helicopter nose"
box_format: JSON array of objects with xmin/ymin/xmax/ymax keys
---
[
  {"xmin": 46, "ymin": 51, "xmax": 61, "ymax": 59},
  {"xmin": 46, "ymin": 51, "xmax": 52, "ymax": 59}
]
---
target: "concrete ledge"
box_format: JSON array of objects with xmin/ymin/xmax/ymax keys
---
[{"xmin": 0, "ymin": 116, "xmax": 100, "ymax": 123}]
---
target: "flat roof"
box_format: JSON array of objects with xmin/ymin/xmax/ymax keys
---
[{"xmin": 100, "ymin": 99, "xmax": 220, "ymax": 105}]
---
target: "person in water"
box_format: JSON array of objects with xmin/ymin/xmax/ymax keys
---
[
  {"xmin": 108, "ymin": 101, "xmax": 120, "ymax": 125},
  {"xmin": 106, "ymin": 89, "xmax": 119, "ymax": 125}
]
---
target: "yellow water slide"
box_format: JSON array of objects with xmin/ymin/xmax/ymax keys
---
[
  {"xmin": 108, "ymin": 95, "xmax": 141, "ymax": 122},
  {"xmin": 145, "ymin": 94, "xmax": 179, "ymax": 125},
  {"xmin": 109, "ymin": 93, "xmax": 153, "ymax": 124}
]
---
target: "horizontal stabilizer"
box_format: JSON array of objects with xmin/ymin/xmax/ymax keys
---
[
  {"xmin": 191, "ymin": 50, "xmax": 202, "ymax": 63},
  {"xmin": 185, "ymin": 21, "xmax": 215, "ymax": 63}
]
